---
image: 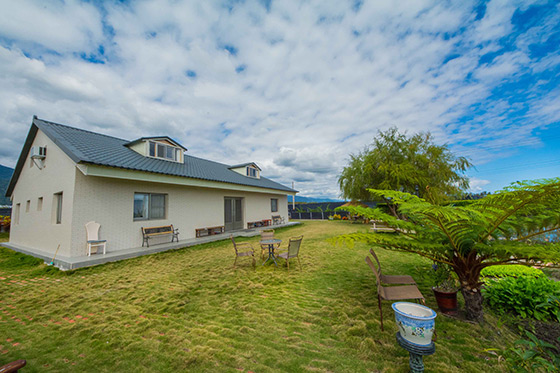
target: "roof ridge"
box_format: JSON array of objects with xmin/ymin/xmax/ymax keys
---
[
  {"xmin": 184, "ymin": 153, "xmax": 235, "ymax": 167},
  {"xmin": 36, "ymin": 117, "xmax": 129, "ymax": 143}
]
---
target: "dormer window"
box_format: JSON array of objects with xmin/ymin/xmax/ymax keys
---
[
  {"xmin": 148, "ymin": 141, "xmax": 181, "ymax": 162},
  {"xmin": 126, "ymin": 136, "xmax": 187, "ymax": 163},
  {"xmin": 247, "ymin": 167, "xmax": 258, "ymax": 178},
  {"xmin": 229, "ymin": 162, "xmax": 261, "ymax": 178}
]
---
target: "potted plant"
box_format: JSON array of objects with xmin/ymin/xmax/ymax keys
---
[{"xmin": 431, "ymin": 263, "xmax": 459, "ymax": 315}]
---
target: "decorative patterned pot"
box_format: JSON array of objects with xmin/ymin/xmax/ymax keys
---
[{"xmin": 392, "ymin": 302, "xmax": 436, "ymax": 346}]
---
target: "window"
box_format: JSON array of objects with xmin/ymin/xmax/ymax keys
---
[
  {"xmin": 271, "ymin": 198, "xmax": 278, "ymax": 212},
  {"xmin": 37, "ymin": 197, "xmax": 43, "ymax": 211},
  {"xmin": 134, "ymin": 193, "xmax": 166, "ymax": 220},
  {"xmin": 247, "ymin": 167, "xmax": 257, "ymax": 177},
  {"xmin": 53, "ymin": 192, "xmax": 63, "ymax": 224},
  {"xmin": 148, "ymin": 141, "xmax": 180, "ymax": 162},
  {"xmin": 14, "ymin": 203, "xmax": 20, "ymax": 225},
  {"xmin": 26, "ymin": 200, "xmax": 30, "ymax": 212}
]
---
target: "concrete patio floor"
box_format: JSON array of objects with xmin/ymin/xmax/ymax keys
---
[{"xmin": 2, "ymin": 222, "xmax": 300, "ymax": 270}]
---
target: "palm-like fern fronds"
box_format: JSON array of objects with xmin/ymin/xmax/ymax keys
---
[{"xmin": 336, "ymin": 180, "xmax": 560, "ymax": 321}]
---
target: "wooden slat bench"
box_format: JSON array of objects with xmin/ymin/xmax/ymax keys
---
[
  {"xmin": 195, "ymin": 225, "xmax": 225, "ymax": 238},
  {"xmin": 272, "ymin": 215, "xmax": 285, "ymax": 225},
  {"xmin": 247, "ymin": 219, "xmax": 272, "ymax": 229},
  {"xmin": 141, "ymin": 225, "xmax": 179, "ymax": 247},
  {"xmin": 370, "ymin": 220, "xmax": 397, "ymax": 233}
]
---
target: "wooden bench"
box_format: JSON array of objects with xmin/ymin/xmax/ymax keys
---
[
  {"xmin": 247, "ymin": 219, "xmax": 272, "ymax": 229},
  {"xmin": 196, "ymin": 225, "xmax": 225, "ymax": 238},
  {"xmin": 141, "ymin": 225, "xmax": 179, "ymax": 247},
  {"xmin": 371, "ymin": 220, "xmax": 396, "ymax": 233},
  {"xmin": 272, "ymin": 215, "xmax": 285, "ymax": 225}
]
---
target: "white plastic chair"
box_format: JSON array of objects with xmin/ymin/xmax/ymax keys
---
[{"xmin": 85, "ymin": 221, "xmax": 107, "ymax": 256}]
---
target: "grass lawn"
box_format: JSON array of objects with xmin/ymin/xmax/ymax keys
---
[{"xmin": 0, "ymin": 221, "xmax": 518, "ymax": 372}]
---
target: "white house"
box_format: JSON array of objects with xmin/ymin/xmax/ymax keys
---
[{"xmin": 5, "ymin": 117, "xmax": 297, "ymax": 268}]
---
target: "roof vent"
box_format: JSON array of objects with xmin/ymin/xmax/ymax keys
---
[{"xmin": 30, "ymin": 146, "xmax": 47, "ymax": 159}]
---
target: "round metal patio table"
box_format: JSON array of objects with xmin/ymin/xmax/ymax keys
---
[{"xmin": 260, "ymin": 239, "xmax": 281, "ymax": 266}]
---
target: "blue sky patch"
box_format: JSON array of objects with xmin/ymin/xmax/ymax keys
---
[{"xmin": 223, "ymin": 44, "xmax": 238, "ymax": 56}]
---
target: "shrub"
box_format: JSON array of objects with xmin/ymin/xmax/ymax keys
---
[
  {"xmin": 481, "ymin": 265, "xmax": 544, "ymax": 279},
  {"xmin": 487, "ymin": 331, "xmax": 560, "ymax": 372},
  {"xmin": 483, "ymin": 276, "xmax": 560, "ymax": 321}
]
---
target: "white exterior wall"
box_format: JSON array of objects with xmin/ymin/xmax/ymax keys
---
[
  {"xmin": 9, "ymin": 130, "xmax": 77, "ymax": 257},
  {"xmin": 71, "ymin": 172, "xmax": 290, "ymax": 256}
]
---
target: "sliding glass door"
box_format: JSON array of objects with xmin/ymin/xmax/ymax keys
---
[{"xmin": 224, "ymin": 197, "xmax": 243, "ymax": 231}]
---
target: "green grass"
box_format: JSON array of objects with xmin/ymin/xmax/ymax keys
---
[{"xmin": 0, "ymin": 221, "xmax": 517, "ymax": 372}]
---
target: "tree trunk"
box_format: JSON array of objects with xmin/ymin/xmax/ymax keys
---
[{"xmin": 460, "ymin": 287, "xmax": 484, "ymax": 322}]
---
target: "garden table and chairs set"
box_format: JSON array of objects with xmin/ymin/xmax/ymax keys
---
[{"xmin": 231, "ymin": 230, "xmax": 303, "ymax": 270}]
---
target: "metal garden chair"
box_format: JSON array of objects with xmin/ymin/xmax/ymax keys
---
[
  {"xmin": 369, "ymin": 249, "xmax": 416, "ymax": 285},
  {"xmin": 230, "ymin": 235, "xmax": 255, "ymax": 268},
  {"xmin": 365, "ymin": 255, "xmax": 425, "ymax": 331},
  {"xmin": 260, "ymin": 229, "xmax": 280, "ymax": 259},
  {"xmin": 277, "ymin": 235, "xmax": 303, "ymax": 270}
]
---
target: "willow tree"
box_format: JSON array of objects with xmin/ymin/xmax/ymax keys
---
[
  {"xmin": 336, "ymin": 179, "xmax": 560, "ymax": 322},
  {"xmin": 338, "ymin": 127, "xmax": 471, "ymax": 216}
]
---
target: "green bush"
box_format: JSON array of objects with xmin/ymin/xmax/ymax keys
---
[
  {"xmin": 481, "ymin": 265, "xmax": 544, "ymax": 279},
  {"xmin": 502, "ymin": 331, "xmax": 560, "ymax": 372},
  {"xmin": 483, "ymin": 276, "xmax": 560, "ymax": 321}
]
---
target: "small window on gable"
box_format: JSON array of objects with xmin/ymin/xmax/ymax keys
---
[
  {"xmin": 247, "ymin": 167, "xmax": 258, "ymax": 178},
  {"xmin": 148, "ymin": 141, "xmax": 181, "ymax": 162},
  {"xmin": 53, "ymin": 192, "xmax": 63, "ymax": 224},
  {"xmin": 15, "ymin": 203, "xmax": 20, "ymax": 225}
]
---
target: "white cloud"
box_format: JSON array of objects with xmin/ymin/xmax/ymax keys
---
[
  {"xmin": 0, "ymin": 0, "xmax": 559, "ymax": 198},
  {"xmin": 0, "ymin": 0, "xmax": 103, "ymax": 53},
  {"xmin": 469, "ymin": 177, "xmax": 491, "ymax": 192}
]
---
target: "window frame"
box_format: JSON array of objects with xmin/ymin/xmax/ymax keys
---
[
  {"xmin": 247, "ymin": 167, "xmax": 258, "ymax": 178},
  {"xmin": 271, "ymin": 198, "xmax": 278, "ymax": 213},
  {"xmin": 133, "ymin": 192, "xmax": 167, "ymax": 221},
  {"xmin": 54, "ymin": 192, "xmax": 63, "ymax": 224},
  {"xmin": 14, "ymin": 203, "xmax": 20, "ymax": 225},
  {"xmin": 147, "ymin": 140, "xmax": 181, "ymax": 162}
]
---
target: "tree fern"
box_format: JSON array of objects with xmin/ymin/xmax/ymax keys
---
[{"xmin": 335, "ymin": 178, "xmax": 560, "ymax": 321}]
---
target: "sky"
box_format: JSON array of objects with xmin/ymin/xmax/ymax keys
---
[{"xmin": 0, "ymin": 0, "xmax": 559, "ymax": 199}]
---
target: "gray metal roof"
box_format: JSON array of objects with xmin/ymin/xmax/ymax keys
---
[
  {"xmin": 6, "ymin": 117, "xmax": 297, "ymax": 196},
  {"xmin": 229, "ymin": 162, "xmax": 262, "ymax": 171}
]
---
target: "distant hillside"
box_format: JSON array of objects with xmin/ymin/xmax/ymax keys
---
[
  {"xmin": 0, "ymin": 164, "xmax": 14, "ymax": 205},
  {"xmin": 292, "ymin": 196, "xmax": 342, "ymax": 203}
]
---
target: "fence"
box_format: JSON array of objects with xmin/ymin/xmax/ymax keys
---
[{"xmin": 289, "ymin": 211, "xmax": 349, "ymax": 220}]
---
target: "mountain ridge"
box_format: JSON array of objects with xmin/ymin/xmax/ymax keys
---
[{"xmin": 0, "ymin": 165, "xmax": 14, "ymax": 205}]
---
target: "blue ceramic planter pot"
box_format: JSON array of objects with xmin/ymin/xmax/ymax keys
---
[{"xmin": 392, "ymin": 302, "xmax": 437, "ymax": 346}]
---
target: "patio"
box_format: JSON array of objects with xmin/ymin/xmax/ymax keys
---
[{"xmin": 2, "ymin": 222, "xmax": 299, "ymax": 270}]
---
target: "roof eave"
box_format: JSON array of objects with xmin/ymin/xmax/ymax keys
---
[{"xmin": 5, "ymin": 119, "xmax": 39, "ymax": 197}]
